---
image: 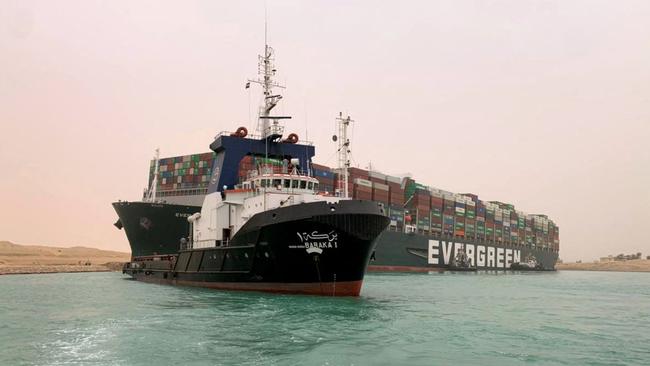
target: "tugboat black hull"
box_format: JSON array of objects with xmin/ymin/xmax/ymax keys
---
[{"xmin": 123, "ymin": 200, "xmax": 390, "ymax": 296}]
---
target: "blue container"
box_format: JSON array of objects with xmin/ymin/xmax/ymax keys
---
[{"xmin": 313, "ymin": 169, "xmax": 335, "ymax": 179}]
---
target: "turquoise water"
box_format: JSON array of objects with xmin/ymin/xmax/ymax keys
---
[{"xmin": 1, "ymin": 271, "xmax": 649, "ymax": 366}]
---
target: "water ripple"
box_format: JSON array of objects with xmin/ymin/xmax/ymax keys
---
[{"xmin": 1, "ymin": 271, "xmax": 649, "ymax": 365}]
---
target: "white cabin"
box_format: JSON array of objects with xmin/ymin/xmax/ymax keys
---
[{"xmin": 189, "ymin": 169, "xmax": 343, "ymax": 249}]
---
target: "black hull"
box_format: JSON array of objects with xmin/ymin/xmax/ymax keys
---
[
  {"xmin": 114, "ymin": 203, "xmax": 558, "ymax": 272},
  {"xmin": 112, "ymin": 201, "xmax": 199, "ymax": 258},
  {"xmin": 123, "ymin": 200, "xmax": 390, "ymax": 296}
]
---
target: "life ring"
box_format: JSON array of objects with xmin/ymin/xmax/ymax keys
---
[
  {"xmin": 283, "ymin": 133, "xmax": 299, "ymax": 144},
  {"xmin": 230, "ymin": 126, "xmax": 248, "ymax": 138}
]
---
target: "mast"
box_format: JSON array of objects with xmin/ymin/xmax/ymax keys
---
[
  {"xmin": 145, "ymin": 148, "xmax": 160, "ymax": 202},
  {"xmin": 336, "ymin": 112, "xmax": 352, "ymax": 198},
  {"xmin": 247, "ymin": 26, "xmax": 289, "ymax": 141}
]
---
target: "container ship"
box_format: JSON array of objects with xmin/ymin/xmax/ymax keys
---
[
  {"xmin": 117, "ymin": 152, "xmax": 559, "ymax": 271},
  {"xmin": 114, "ymin": 43, "xmax": 559, "ymax": 274}
]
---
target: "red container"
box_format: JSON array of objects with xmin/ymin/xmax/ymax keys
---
[
  {"xmin": 372, "ymin": 189, "xmax": 389, "ymax": 203},
  {"xmin": 348, "ymin": 167, "xmax": 369, "ymax": 179},
  {"xmin": 354, "ymin": 189, "xmax": 373, "ymax": 200},
  {"xmin": 431, "ymin": 197, "xmax": 443, "ymax": 208},
  {"xmin": 389, "ymin": 187, "xmax": 405, "ymax": 206}
]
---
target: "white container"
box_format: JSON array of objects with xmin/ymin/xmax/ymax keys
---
[
  {"xmin": 369, "ymin": 171, "xmax": 388, "ymax": 181},
  {"xmin": 354, "ymin": 178, "xmax": 373, "ymax": 188},
  {"xmin": 386, "ymin": 175, "xmax": 401, "ymax": 184},
  {"xmin": 373, "ymin": 182, "xmax": 389, "ymax": 191}
]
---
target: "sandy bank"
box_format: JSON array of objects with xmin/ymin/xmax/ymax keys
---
[
  {"xmin": 557, "ymin": 259, "xmax": 650, "ymax": 273},
  {"xmin": 0, "ymin": 241, "xmax": 130, "ymax": 275}
]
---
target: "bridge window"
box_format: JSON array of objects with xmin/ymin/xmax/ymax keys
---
[
  {"xmin": 308, "ymin": 182, "xmax": 313, "ymax": 190},
  {"xmin": 314, "ymin": 183, "xmax": 319, "ymax": 191},
  {"xmin": 273, "ymin": 179, "xmax": 281, "ymax": 188},
  {"xmin": 284, "ymin": 179, "xmax": 291, "ymax": 188},
  {"xmin": 260, "ymin": 179, "xmax": 267, "ymax": 188},
  {"xmin": 300, "ymin": 180, "xmax": 307, "ymax": 189},
  {"xmin": 292, "ymin": 180, "xmax": 299, "ymax": 188}
]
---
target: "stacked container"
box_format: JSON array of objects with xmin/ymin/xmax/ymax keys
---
[
  {"xmin": 409, "ymin": 188, "xmax": 431, "ymax": 232},
  {"xmin": 372, "ymin": 182, "xmax": 390, "ymax": 204},
  {"xmin": 353, "ymin": 178, "xmax": 373, "ymax": 201},
  {"xmin": 485, "ymin": 201, "xmax": 497, "ymax": 242},
  {"xmin": 238, "ymin": 156, "xmax": 255, "ymax": 182},
  {"xmin": 525, "ymin": 216, "xmax": 534, "ymax": 246},
  {"xmin": 501, "ymin": 209, "xmax": 508, "ymax": 243},
  {"xmin": 494, "ymin": 205, "xmax": 504, "ymax": 243},
  {"xmin": 387, "ymin": 175, "xmax": 405, "ymax": 207},
  {"xmin": 150, "ymin": 152, "xmax": 560, "ymax": 251},
  {"xmin": 430, "ymin": 189, "xmax": 444, "ymax": 234},
  {"xmin": 476, "ymin": 200, "xmax": 486, "ymax": 240},
  {"xmin": 386, "ymin": 175, "xmax": 405, "ymax": 230},
  {"xmin": 346, "ymin": 167, "xmax": 370, "ymax": 198},
  {"xmin": 150, "ymin": 152, "xmax": 216, "ymax": 195},
  {"xmin": 464, "ymin": 196, "xmax": 476, "ymax": 239},
  {"xmin": 442, "ymin": 193, "xmax": 455, "ymax": 235},
  {"xmin": 454, "ymin": 194, "xmax": 466, "ymax": 237},
  {"xmin": 509, "ymin": 211, "xmax": 519, "ymax": 244},
  {"xmin": 312, "ymin": 164, "xmax": 336, "ymax": 194}
]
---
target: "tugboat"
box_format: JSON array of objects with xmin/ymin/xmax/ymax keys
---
[
  {"xmin": 448, "ymin": 244, "xmax": 477, "ymax": 272},
  {"xmin": 510, "ymin": 254, "xmax": 544, "ymax": 271},
  {"xmin": 121, "ymin": 39, "xmax": 390, "ymax": 296}
]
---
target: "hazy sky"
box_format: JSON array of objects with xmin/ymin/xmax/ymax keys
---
[{"xmin": 1, "ymin": 0, "xmax": 648, "ymax": 261}]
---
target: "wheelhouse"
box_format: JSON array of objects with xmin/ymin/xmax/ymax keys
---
[{"xmin": 242, "ymin": 173, "xmax": 320, "ymax": 194}]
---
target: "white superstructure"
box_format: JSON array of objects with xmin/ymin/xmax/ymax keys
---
[{"xmin": 189, "ymin": 167, "xmax": 343, "ymax": 249}]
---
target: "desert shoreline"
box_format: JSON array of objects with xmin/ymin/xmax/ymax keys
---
[
  {"xmin": 1, "ymin": 241, "xmax": 130, "ymax": 276},
  {"xmin": 556, "ymin": 259, "xmax": 650, "ymax": 273}
]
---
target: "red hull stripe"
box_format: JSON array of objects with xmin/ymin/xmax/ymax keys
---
[{"xmin": 135, "ymin": 276, "xmax": 363, "ymax": 297}]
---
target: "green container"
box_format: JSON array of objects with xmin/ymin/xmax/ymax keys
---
[{"xmin": 257, "ymin": 157, "xmax": 282, "ymax": 165}]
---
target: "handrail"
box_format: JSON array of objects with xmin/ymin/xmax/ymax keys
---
[{"xmin": 214, "ymin": 130, "xmax": 313, "ymax": 145}]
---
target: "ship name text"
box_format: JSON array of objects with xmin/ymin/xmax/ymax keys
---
[{"xmin": 428, "ymin": 240, "xmax": 521, "ymax": 268}]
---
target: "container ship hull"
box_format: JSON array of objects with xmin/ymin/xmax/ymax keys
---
[
  {"xmin": 114, "ymin": 203, "xmax": 557, "ymax": 271},
  {"xmin": 370, "ymin": 230, "xmax": 558, "ymax": 271},
  {"xmin": 113, "ymin": 201, "xmax": 199, "ymax": 258},
  {"xmin": 121, "ymin": 200, "xmax": 389, "ymax": 296}
]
